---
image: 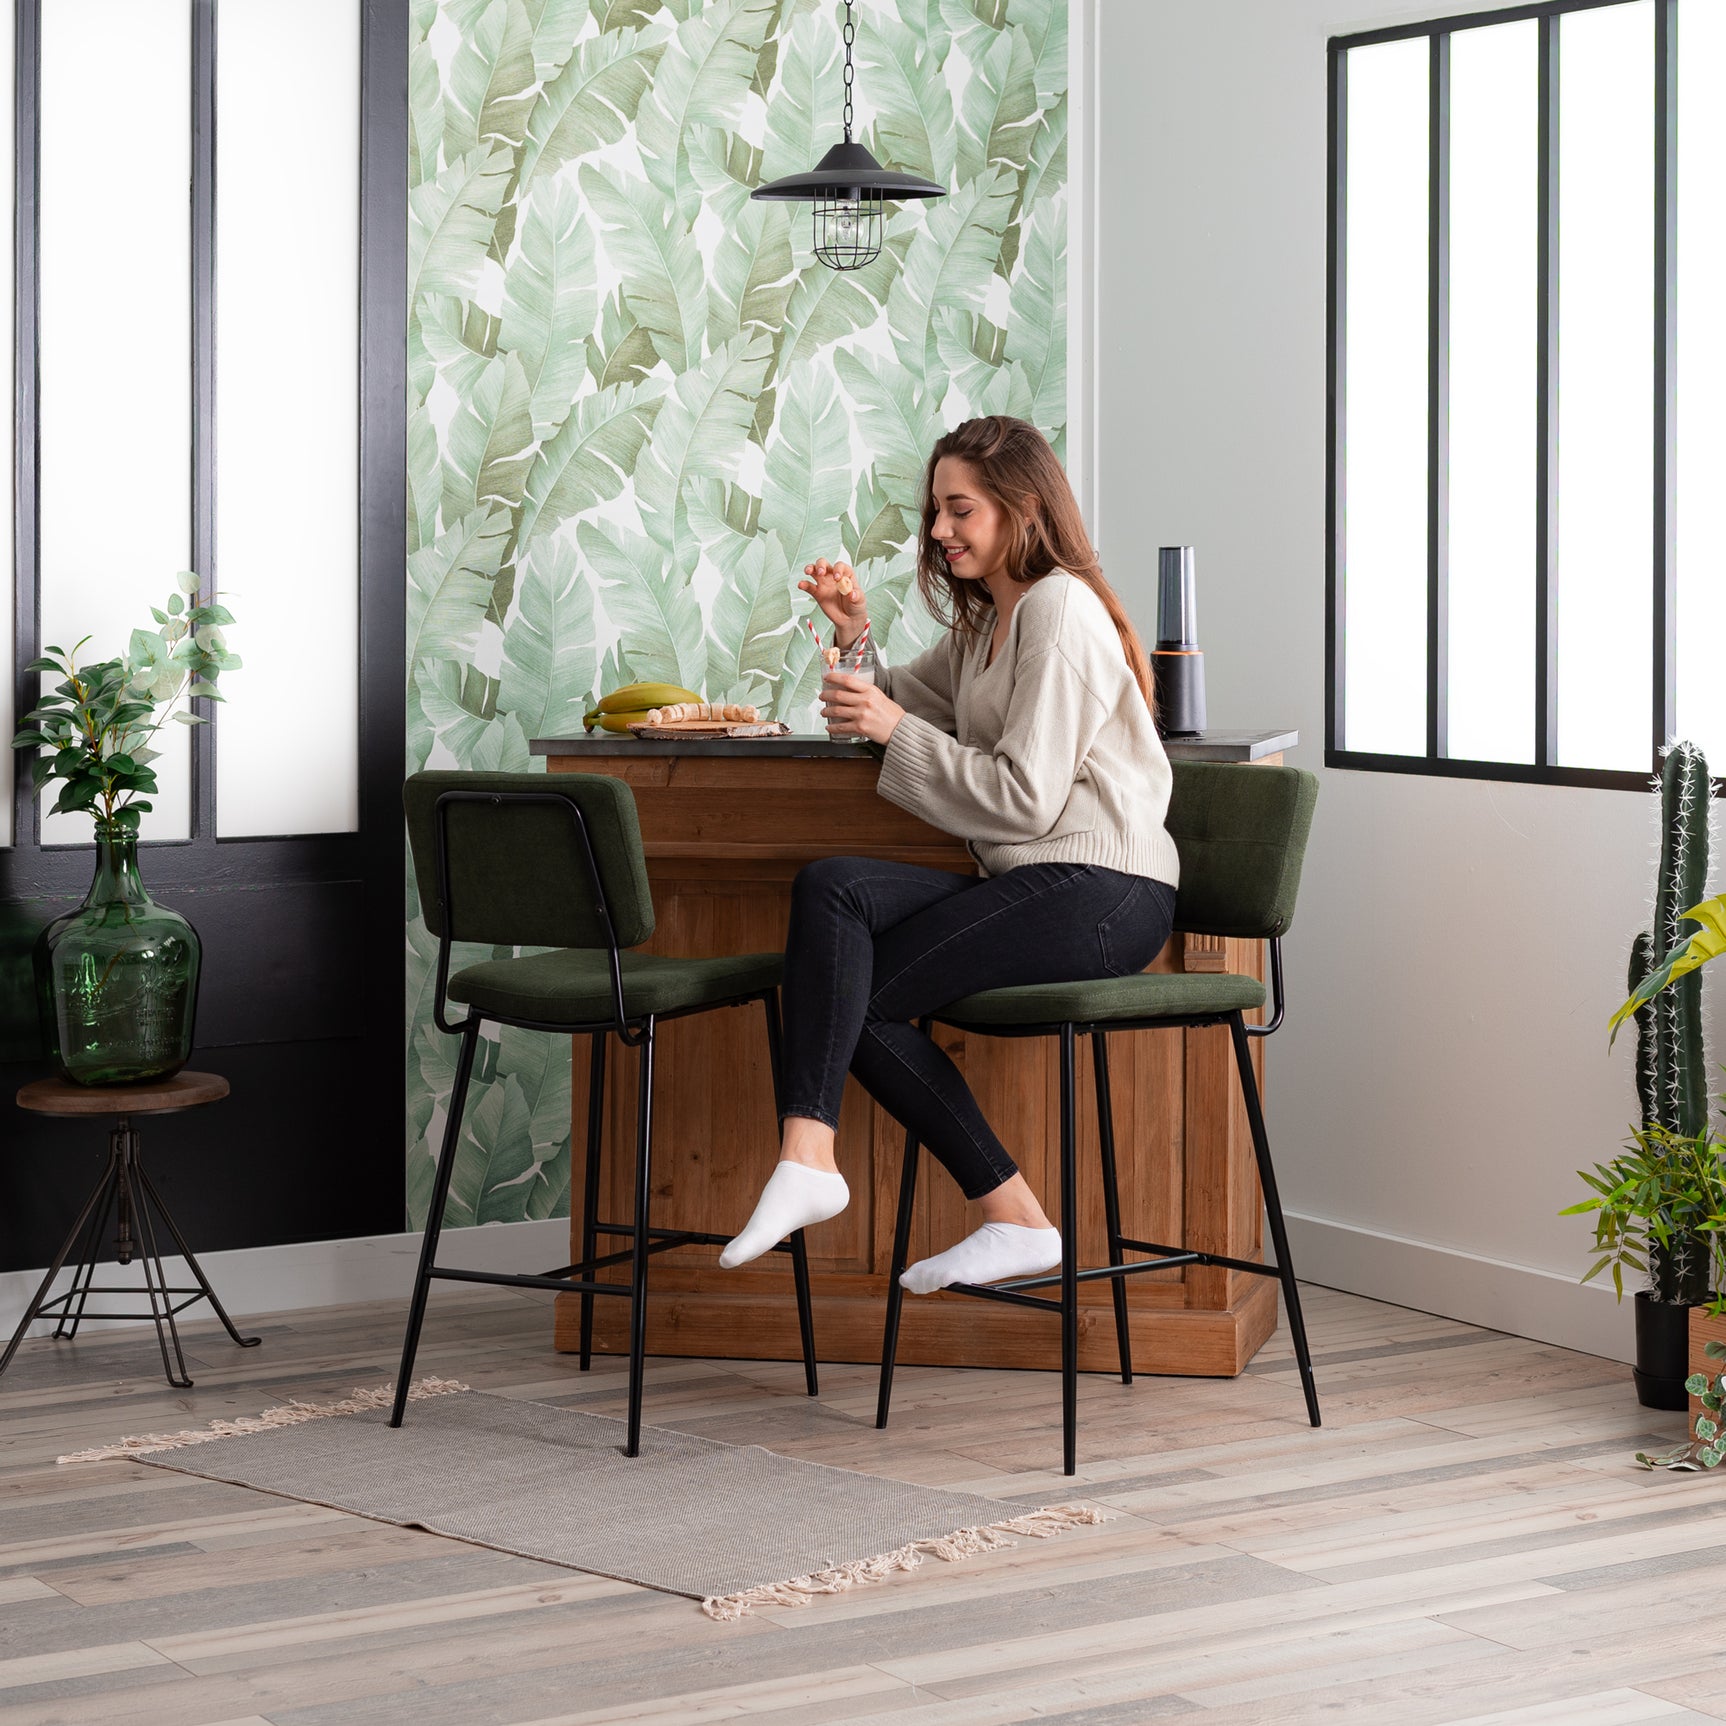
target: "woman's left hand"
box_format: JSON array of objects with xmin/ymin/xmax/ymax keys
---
[{"xmin": 821, "ymin": 673, "xmax": 905, "ymax": 745}]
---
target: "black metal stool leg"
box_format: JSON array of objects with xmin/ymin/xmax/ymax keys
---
[
  {"xmin": 54, "ymin": 1153, "xmax": 120, "ymax": 1342},
  {"xmin": 124, "ymin": 1134, "xmax": 191, "ymax": 1389},
  {"xmin": 625, "ymin": 1018, "xmax": 657, "ymax": 1458},
  {"xmin": 134, "ymin": 1161, "xmax": 260, "ymax": 1350},
  {"xmin": 1093, "ymin": 1032, "xmax": 1132, "ymax": 1385},
  {"xmin": 877, "ymin": 1019, "xmax": 931, "ymax": 1431},
  {"xmin": 578, "ymin": 1031, "xmax": 606, "ymax": 1372},
  {"xmin": 392, "ymin": 1021, "xmax": 480, "ymax": 1427},
  {"xmin": 0, "ymin": 1143, "xmax": 118, "ymax": 1381},
  {"xmin": 1059, "ymin": 1024, "xmax": 1080, "ymax": 1477},
  {"xmin": 787, "ymin": 1232, "xmax": 818, "ymax": 1397},
  {"xmin": 762, "ymin": 991, "xmax": 819, "ymax": 1398},
  {"xmin": 875, "ymin": 1126, "xmax": 919, "ymax": 1430},
  {"xmin": 1229, "ymin": 1013, "xmax": 1321, "ymax": 1428}
]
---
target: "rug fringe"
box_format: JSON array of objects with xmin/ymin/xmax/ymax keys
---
[
  {"xmin": 700, "ymin": 1502, "xmax": 1112, "ymax": 1621},
  {"xmin": 55, "ymin": 1378, "xmax": 469, "ymax": 1465}
]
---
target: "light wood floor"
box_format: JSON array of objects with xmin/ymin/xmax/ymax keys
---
[{"xmin": 0, "ymin": 1279, "xmax": 1718, "ymax": 1726}]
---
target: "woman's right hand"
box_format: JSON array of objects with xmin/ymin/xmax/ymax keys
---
[{"xmin": 799, "ymin": 558, "xmax": 869, "ymax": 649}]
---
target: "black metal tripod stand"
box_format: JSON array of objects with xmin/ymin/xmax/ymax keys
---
[{"xmin": 1, "ymin": 1074, "xmax": 259, "ymax": 1388}]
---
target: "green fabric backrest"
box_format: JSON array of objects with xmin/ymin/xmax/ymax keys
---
[
  {"xmin": 403, "ymin": 771, "xmax": 655, "ymax": 951},
  {"xmin": 1167, "ymin": 761, "xmax": 1319, "ymax": 940}
]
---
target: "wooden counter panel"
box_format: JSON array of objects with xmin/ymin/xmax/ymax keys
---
[
  {"xmin": 547, "ymin": 747, "xmax": 1279, "ymax": 1377},
  {"xmin": 564, "ymin": 1265, "xmax": 1279, "ymax": 1375},
  {"xmin": 550, "ymin": 749, "xmax": 973, "ymax": 871}
]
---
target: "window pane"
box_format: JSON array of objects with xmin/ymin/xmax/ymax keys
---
[
  {"xmin": 38, "ymin": 0, "xmax": 191, "ymax": 841},
  {"xmin": 1676, "ymin": 0, "xmax": 1726, "ymax": 767},
  {"xmin": 216, "ymin": 0, "xmax": 360, "ymax": 836},
  {"xmin": 1343, "ymin": 37, "xmax": 1429, "ymax": 757},
  {"xmin": 1556, "ymin": 0, "xmax": 1654, "ymax": 772},
  {"xmin": 1447, "ymin": 20, "xmax": 1539, "ymax": 765}
]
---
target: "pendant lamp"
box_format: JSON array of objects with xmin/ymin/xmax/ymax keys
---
[{"xmin": 751, "ymin": 0, "xmax": 946, "ymax": 271}]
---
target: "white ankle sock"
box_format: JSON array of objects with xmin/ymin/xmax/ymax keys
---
[
  {"xmin": 899, "ymin": 1223, "xmax": 1062, "ymax": 1295},
  {"xmin": 718, "ymin": 1162, "xmax": 850, "ymax": 1268}
]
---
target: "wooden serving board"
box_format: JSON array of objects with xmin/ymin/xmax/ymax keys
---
[{"xmin": 626, "ymin": 720, "xmax": 791, "ymax": 740}]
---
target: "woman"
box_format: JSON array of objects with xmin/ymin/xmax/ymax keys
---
[{"xmin": 720, "ymin": 416, "xmax": 1180, "ymax": 1294}]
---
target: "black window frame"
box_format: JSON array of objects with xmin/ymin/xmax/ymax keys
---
[
  {"xmin": 7, "ymin": 0, "xmax": 405, "ymax": 882},
  {"xmin": 1326, "ymin": 0, "xmax": 1720, "ymax": 793},
  {"xmin": 0, "ymin": 0, "xmax": 409, "ymax": 1265}
]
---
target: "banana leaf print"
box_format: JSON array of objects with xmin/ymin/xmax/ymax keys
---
[
  {"xmin": 499, "ymin": 178, "xmax": 598, "ymax": 437},
  {"xmin": 406, "ymin": 0, "xmax": 1068, "ymax": 1230}
]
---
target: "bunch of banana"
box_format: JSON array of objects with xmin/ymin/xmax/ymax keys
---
[{"xmin": 582, "ymin": 682, "xmax": 702, "ymax": 734}]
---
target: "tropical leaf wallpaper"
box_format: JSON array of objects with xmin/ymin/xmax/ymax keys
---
[{"xmin": 405, "ymin": 0, "xmax": 1070, "ymax": 1228}]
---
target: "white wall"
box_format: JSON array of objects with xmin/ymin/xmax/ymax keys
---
[{"xmin": 1094, "ymin": 0, "xmax": 1720, "ymax": 1364}]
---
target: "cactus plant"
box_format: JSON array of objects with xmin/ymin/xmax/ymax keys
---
[
  {"xmin": 1628, "ymin": 929, "xmax": 1659, "ymax": 1130},
  {"xmin": 1626, "ymin": 742, "xmax": 1712, "ymax": 1306},
  {"xmin": 1643, "ymin": 742, "xmax": 1711, "ymax": 1139}
]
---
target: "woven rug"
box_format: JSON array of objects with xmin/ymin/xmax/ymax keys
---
[{"xmin": 60, "ymin": 1380, "xmax": 1108, "ymax": 1619}]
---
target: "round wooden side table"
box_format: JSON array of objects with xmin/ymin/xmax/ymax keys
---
[{"xmin": 0, "ymin": 1072, "xmax": 260, "ymax": 1388}]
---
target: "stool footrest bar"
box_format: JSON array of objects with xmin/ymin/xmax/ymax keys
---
[
  {"xmin": 1117, "ymin": 1238, "xmax": 1285, "ymax": 1278},
  {"xmin": 34, "ymin": 1294, "xmax": 211, "ymax": 1321},
  {"xmin": 590, "ymin": 1222, "xmax": 793, "ymax": 1253},
  {"xmin": 540, "ymin": 1233, "xmax": 692, "ymax": 1279},
  {"xmin": 943, "ymin": 1280, "xmax": 1063, "ymax": 1313},
  {"xmin": 429, "ymin": 1267, "xmax": 631, "ymax": 1297},
  {"xmin": 998, "ymin": 1254, "xmax": 1200, "ymax": 1294}
]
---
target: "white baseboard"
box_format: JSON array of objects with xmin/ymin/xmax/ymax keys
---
[
  {"xmin": 0, "ymin": 1217, "xmax": 571, "ymax": 1346},
  {"xmin": 1283, "ymin": 1210, "xmax": 1635, "ymax": 1366},
  {"xmin": 2, "ymin": 1208, "xmax": 1635, "ymax": 1368}
]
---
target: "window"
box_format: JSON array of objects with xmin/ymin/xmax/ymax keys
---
[
  {"xmin": 15, "ymin": 0, "xmax": 362, "ymax": 850},
  {"xmin": 1327, "ymin": 0, "xmax": 1725, "ymax": 790}
]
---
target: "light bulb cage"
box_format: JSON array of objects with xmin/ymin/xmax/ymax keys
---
[
  {"xmin": 749, "ymin": 0, "xmax": 946, "ymax": 271},
  {"xmin": 812, "ymin": 194, "xmax": 885, "ymax": 271}
]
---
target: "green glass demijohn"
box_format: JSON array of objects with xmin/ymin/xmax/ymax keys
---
[{"xmin": 34, "ymin": 820, "xmax": 201, "ymax": 1085}]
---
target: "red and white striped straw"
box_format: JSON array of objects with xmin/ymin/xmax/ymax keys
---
[{"xmin": 850, "ymin": 620, "xmax": 871, "ymax": 668}]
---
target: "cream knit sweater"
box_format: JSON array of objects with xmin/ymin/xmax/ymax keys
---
[{"xmin": 875, "ymin": 572, "xmax": 1180, "ymax": 886}]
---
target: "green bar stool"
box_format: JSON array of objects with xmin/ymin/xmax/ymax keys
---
[
  {"xmin": 395, "ymin": 771, "xmax": 818, "ymax": 1457},
  {"xmin": 876, "ymin": 761, "xmax": 1321, "ymax": 1476}
]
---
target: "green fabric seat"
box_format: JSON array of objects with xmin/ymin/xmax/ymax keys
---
[
  {"xmin": 937, "ymin": 969, "xmax": 1265, "ymax": 1029},
  {"xmin": 932, "ymin": 761, "xmax": 1317, "ymax": 1032},
  {"xmin": 447, "ymin": 948, "xmax": 783, "ymax": 1027}
]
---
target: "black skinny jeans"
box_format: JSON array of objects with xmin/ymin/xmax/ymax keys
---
[{"xmin": 779, "ymin": 857, "xmax": 1178, "ymax": 1200}]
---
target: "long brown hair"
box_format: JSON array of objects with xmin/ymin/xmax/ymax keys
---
[{"xmin": 915, "ymin": 417, "xmax": 1153, "ymax": 707}]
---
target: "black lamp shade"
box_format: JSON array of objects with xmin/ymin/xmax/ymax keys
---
[{"xmin": 750, "ymin": 139, "xmax": 946, "ymax": 203}]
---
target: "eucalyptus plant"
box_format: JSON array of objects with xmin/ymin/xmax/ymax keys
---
[
  {"xmin": 1637, "ymin": 1338, "xmax": 1726, "ymax": 1471},
  {"xmin": 9, "ymin": 572, "xmax": 240, "ymax": 833}
]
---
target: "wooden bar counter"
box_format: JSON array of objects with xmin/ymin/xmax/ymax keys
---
[{"xmin": 532, "ymin": 729, "xmax": 1297, "ymax": 1378}]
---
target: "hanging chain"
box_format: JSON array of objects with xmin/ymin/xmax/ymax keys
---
[{"xmin": 842, "ymin": 1, "xmax": 856, "ymax": 141}]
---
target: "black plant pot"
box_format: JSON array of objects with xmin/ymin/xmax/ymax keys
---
[{"xmin": 1633, "ymin": 1290, "xmax": 1693, "ymax": 1411}]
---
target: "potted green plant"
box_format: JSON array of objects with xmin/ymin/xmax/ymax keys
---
[
  {"xmin": 1563, "ymin": 1118, "xmax": 1726, "ymax": 1398},
  {"xmin": 1610, "ymin": 876, "xmax": 1726, "ymax": 1445},
  {"xmin": 9, "ymin": 574, "xmax": 239, "ymax": 1084},
  {"xmin": 1565, "ymin": 742, "xmax": 1720, "ymax": 1408}
]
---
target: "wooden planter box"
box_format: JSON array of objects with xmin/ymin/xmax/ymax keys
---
[{"xmin": 1688, "ymin": 1306, "xmax": 1726, "ymax": 1429}]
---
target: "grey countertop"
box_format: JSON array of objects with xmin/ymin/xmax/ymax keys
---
[
  {"xmin": 532, "ymin": 728, "xmax": 1298, "ymax": 761},
  {"xmin": 1161, "ymin": 729, "xmax": 1298, "ymax": 762}
]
